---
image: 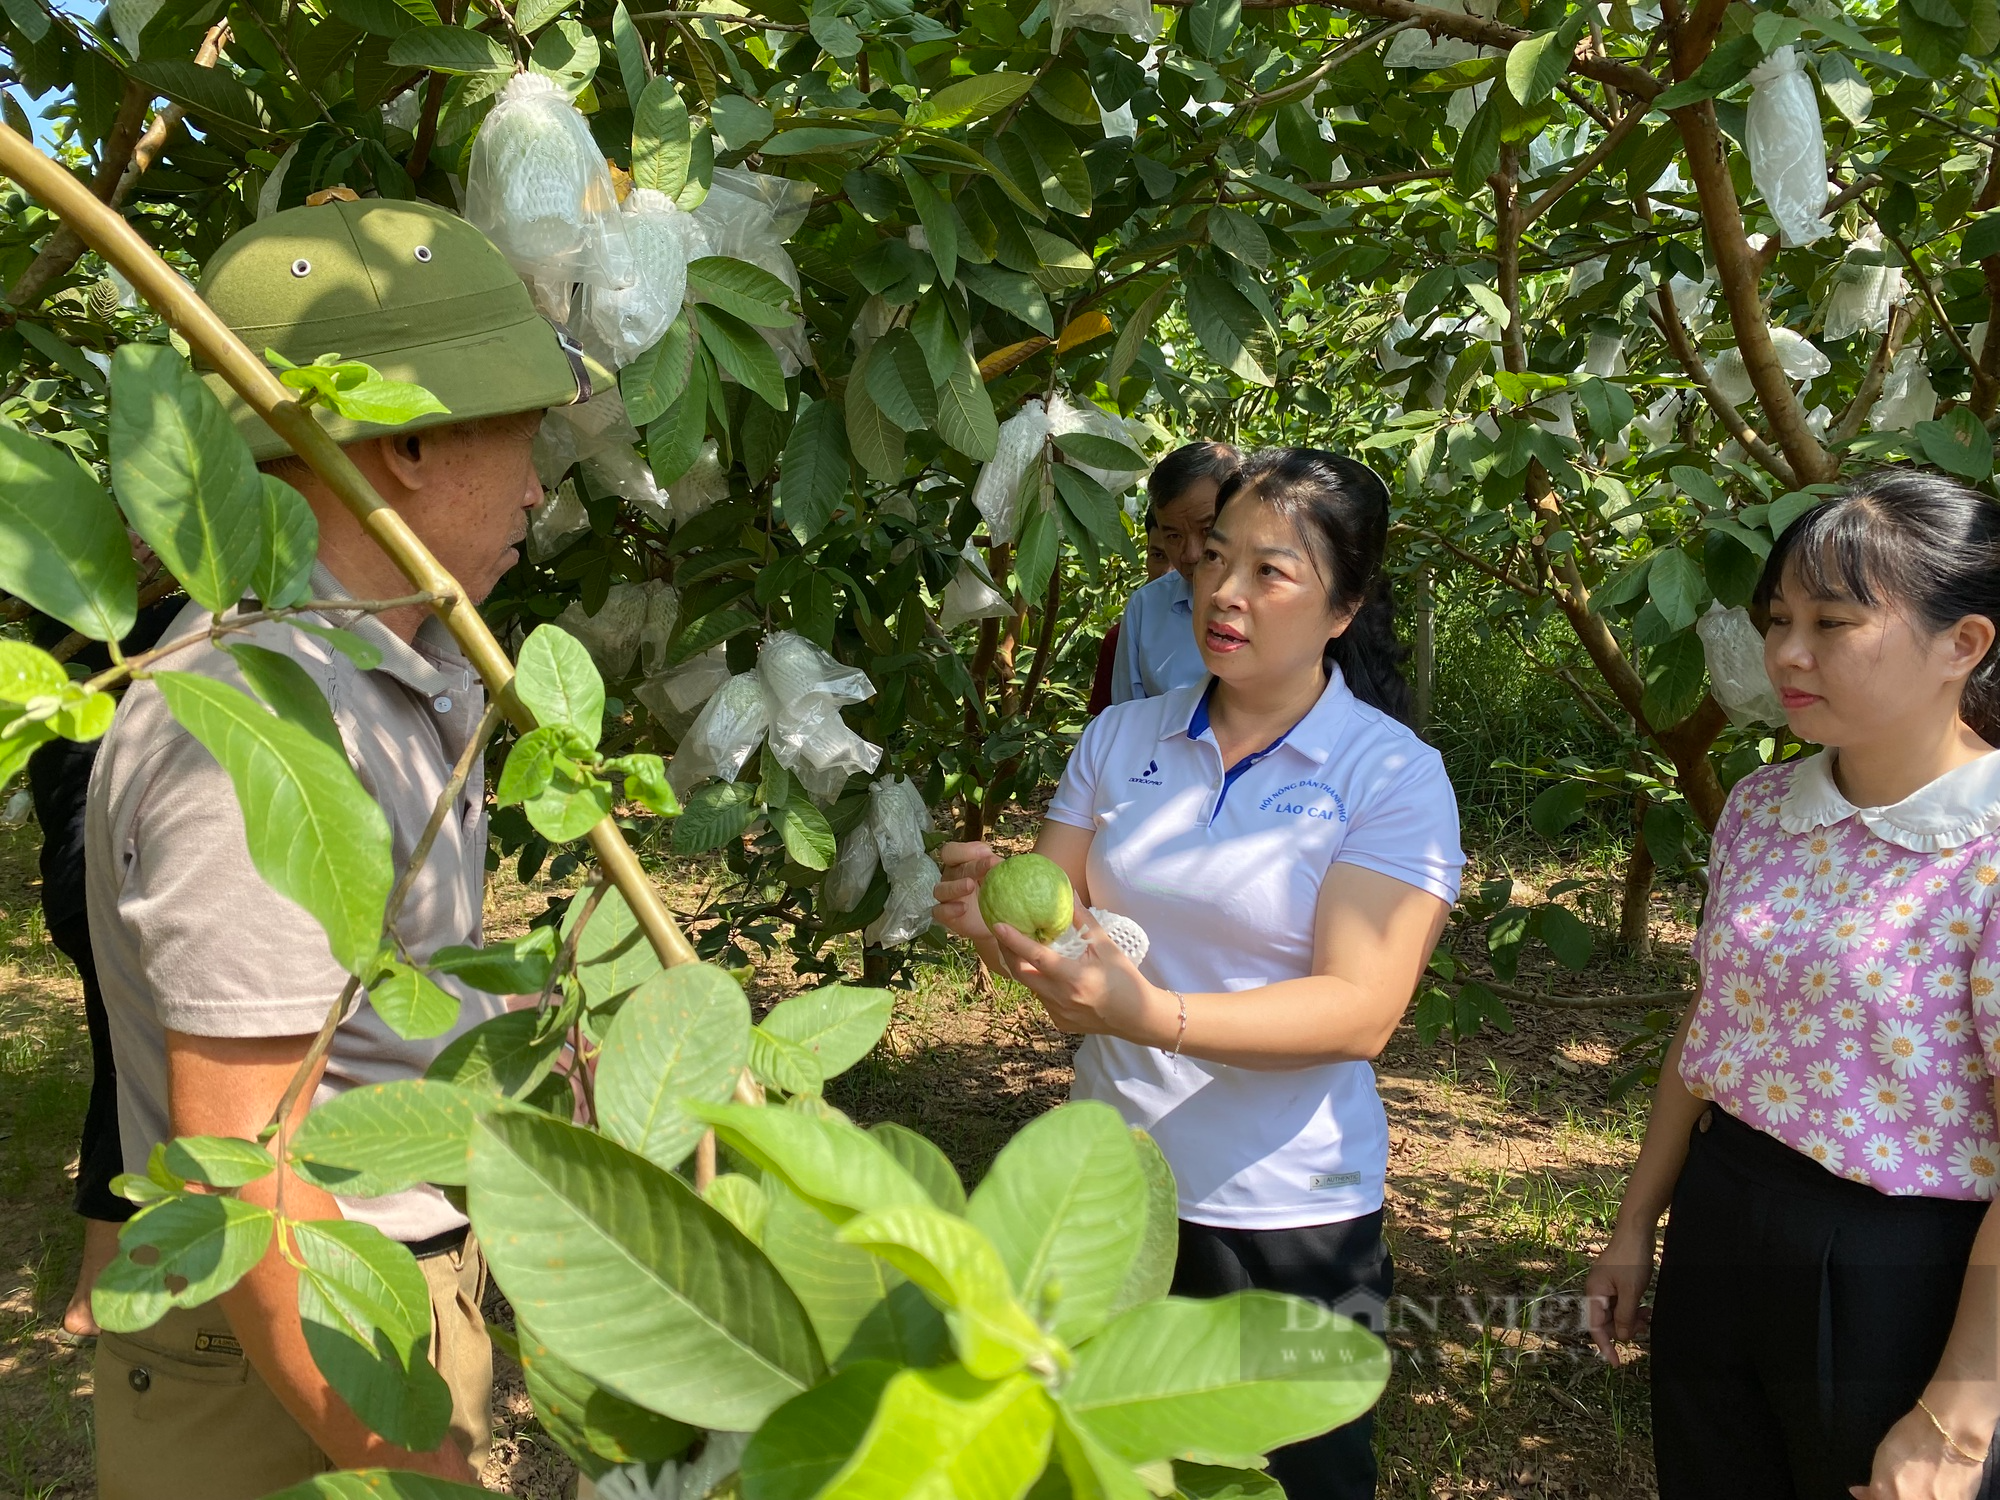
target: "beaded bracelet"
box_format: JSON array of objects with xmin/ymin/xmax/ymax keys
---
[{"xmin": 1168, "ymin": 991, "xmax": 1187, "ymax": 1060}]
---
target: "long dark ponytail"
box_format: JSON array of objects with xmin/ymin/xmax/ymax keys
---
[
  {"xmin": 1214, "ymin": 446, "xmax": 1413, "ymax": 724},
  {"xmin": 1752, "ymin": 469, "xmax": 2000, "ymax": 743}
]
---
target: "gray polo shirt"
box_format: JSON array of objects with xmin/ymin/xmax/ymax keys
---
[{"xmin": 85, "ymin": 564, "xmax": 505, "ymax": 1243}]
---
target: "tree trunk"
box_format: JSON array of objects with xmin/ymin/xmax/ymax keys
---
[
  {"xmin": 1411, "ymin": 566, "xmax": 1435, "ymax": 732},
  {"xmin": 862, "ymin": 942, "xmax": 894, "ymax": 986},
  {"xmin": 1621, "ymin": 793, "xmax": 1656, "ymax": 959}
]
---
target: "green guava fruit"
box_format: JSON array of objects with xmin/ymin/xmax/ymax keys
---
[{"xmin": 978, "ymin": 853, "xmax": 1075, "ymax": 943}]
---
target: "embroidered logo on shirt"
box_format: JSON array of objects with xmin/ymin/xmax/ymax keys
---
[
  {"xmin": 1260, "ymin": 778, "xmax": 1348, "ymax": 823},
  {"xmin": 1309, "ymin": 1171, "xmax": 1364, "ymax": 1191},
  {"xmin": 1128, "ymin": 759, "xmax": 1164, "ymax": 786}
]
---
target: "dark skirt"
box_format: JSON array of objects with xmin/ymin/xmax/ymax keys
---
[{"xmin": 1652, "ymin": 1103, "xmax": 2000, "ymax": 1499}]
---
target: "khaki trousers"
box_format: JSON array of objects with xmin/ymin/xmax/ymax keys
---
[{"xmin": 95, "ymin": 1236, "xmax": 491, "ymax": 1500}]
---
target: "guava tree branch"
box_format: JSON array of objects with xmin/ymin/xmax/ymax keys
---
[
  {"xmin": 80, "ymin": 592, "xmax": 447, "ymax": 695},
  {"xmin": 1520, "ymin": 105, "xmax": 1644, "ymax": 232},
  {"xmin": 1976, "ymin": 154, "xmax": 2000, "ymax": 421},
  {"xmin": 1646, "ymin": 287, "xmax": 1798, "ymax": 487},
  {"xmin": 1448, "ymin": 976, "xmax": 1694, "ymax": 1010},
  {"xmin": 1150, "ymin": 0, "xmax": 1667, "ymax": 101},
  {"xmin": 1828, "ymin": 299, "xmax": 1913, "ymax": 448},
  {"xmin": 3, "ymin": 21, "xmax": 228, "ymax": 321},
  {"xmin": 2, "ymin": 81, "xmax": 148, "ymax": 318},
  {"xmin": 267, "ymin": 699, "xmax": 505, "ymax": 1139},
  {"xmin": 1661, "ymin": 22, "xmax": 1832, "ymax": 483},
  {"xmin": 0, "ymin": 123, "xmax": 702, "ymax": 972},
  {"xmin": 1871, "ymin": 214, "xmax": 1988, "ymax": 404}
]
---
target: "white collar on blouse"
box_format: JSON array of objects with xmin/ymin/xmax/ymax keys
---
[{"xmin": 1779, "ymin": 749, "xmax": 2000, "ymax": 852}]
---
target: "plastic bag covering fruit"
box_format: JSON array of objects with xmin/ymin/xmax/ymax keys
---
[
  {"xmin": 759, "ymin": 631, "xmax": 881, "ymax": 799},
  {"xmin": 635, "ymin": 581, "xmax": 682, "ymax": 676},
  {"xmin": 978, "ymin": 852, "xmax": 1076, "ymax": 944},
  {"xmin": 1049, "ymin": 0, "xmax": 1160, "ymax": 47},
  {"xmin": 1632, "ymin": 390, "xmax": 1685, "ymax": 449},
  {"xmin": 1383, "ymin": 0, "xmax": 1493, "ymax": 67},
  {"xmin": 1378, "ymin": 301, "xmax": 1422, "ymax": 377},
  {"xmin": 584, "ymin": 189, "xmax": 713, "ymax": 369},
  {"xmin": 657, "ymin": 644, "xmax": 731, "ymax": 713},
  {"xmin": 543, "ymin": 388, "xmax": 642, "ymax": 481},
  {"xmin": 1045, "ymin": 391, "xmax": 1149, "ymax": 496},
  {"xmin": 465, "ymin": 73, "xmax": 635, "ymax": 295},
  {"xmin": 1870, "ymin": 345, "xmax": 1938, "ymax": 434},
  {"xmin": 828, "ymin": 774, "xmax": 933, "ymax": 922},
  {"xmin": 1051, "ymin": 907, "xmax": 1151, "ymax": 965},
  {"xmin": 529, "ymin": 480, "xmax": 589, "ymax": 561},
  {"xmin": 692, "ymin": 167, "xmax": 815, "ymax": 374},
  {"xmin": 556, "ymin": 580, "xmax": 652, "ymax": 680},
  {"xmin": 670, "ymin": 438, "xmax": 730, "ymax": 522},
  {"xmin": 972, "ymin": 397, "xmax": 1054, "ymax": 545},
  {"xmin": 1822, "ymin": 226, "xmax": 1905, "ymax": 343},
  {"xmin": 867, "ymin": 851, "xmax": 941, "ymax": 946},
  {"xmin": 585, "ymin": 441, "xmax": 671, "ymax": 523},
  {"xmin": 1099, "ymin": 98, "xmax": 1137, "ymax": 139},
  {"xmin": 823, "ymin": 821, "xmax": 879, "ymax": 913},
  {"xmin": 1566, "ymin": 256, "xmax": 1608, "ymax": 301},
  {"xmin": 1581, "ymin": 329, "xmax": 1627, "ymax": 378},
  {"xmin": 1696, "ymin": 604, "xmax": 1785, "ymax": 728},
  {"xmin": 868, "ymin": 774, "xmax": 931, "ymax": 864},
  {"xmin": 668, "ymin": 671, "xmax": 771, "ymax": 792},
  {"xmin": 939, "ymin": 545, "xmax": 1012, "ymax": 629},
  {"xmin": 1709, "ymin": 327, "xmax": 1829, "ymax": 407},
  {"xmin": 1744, "ymin": 47, "xmax": 1832, "ymax": 248}
]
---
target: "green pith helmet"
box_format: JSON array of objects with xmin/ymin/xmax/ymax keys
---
[{"xmin": 198, "ymin": 195, "xmax": 613, "ymax": 461}]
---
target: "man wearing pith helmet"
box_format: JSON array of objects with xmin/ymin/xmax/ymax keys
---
[{"xmin": 85, "ymin": 193, "xmax": 607, "ymax": 1499}]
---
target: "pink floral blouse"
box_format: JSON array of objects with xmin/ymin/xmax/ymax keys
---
[{"xmin": 1680, "ymin": 751, "xmax": 2000, "ymax": 1199}]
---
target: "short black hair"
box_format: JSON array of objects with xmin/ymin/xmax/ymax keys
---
[
  {"xmin": 1754, "ymin": 468, "xmax": 2000, "ymax": 742},
  {"xmin": 1146, "ymin": 440, "xmax": 1241, "ymax": 514}
]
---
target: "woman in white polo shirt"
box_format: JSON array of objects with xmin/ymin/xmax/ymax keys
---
[{"xmin": 935, "ymin": 447, "xmax": 1465, "ymax": 1500}]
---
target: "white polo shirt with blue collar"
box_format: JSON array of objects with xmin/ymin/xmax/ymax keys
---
[
  {"xmin": 1045, "ymin": 667, "xmax": 1465, "ymax": 1229},
  {"xmin": 1108, "ymin": 569, "xmax": 1208, "ymax": 704}
]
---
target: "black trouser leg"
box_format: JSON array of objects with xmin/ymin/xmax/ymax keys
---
[
  {"xmin": 49, "ymin": 916, "xmax": 131, "ymax": 1224},
  {"xmin": 1171, "ymin": 1210, "xmax": 1391, "ymax": 1500},
  {"xmin": 1652, "ymin": 1106, "xmax": 2000, "ymax": 1500}
]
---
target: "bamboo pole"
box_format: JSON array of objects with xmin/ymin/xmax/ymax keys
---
[{"xmin": 0, "ymin": 123, "xmax": 698, "ymax": 969}]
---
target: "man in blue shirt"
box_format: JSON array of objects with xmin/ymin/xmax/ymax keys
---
[{"xmin": 1109, "ymin": 440, "xmax": 1240, "ymax": 704}]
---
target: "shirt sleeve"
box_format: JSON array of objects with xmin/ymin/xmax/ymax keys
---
[
  {"xmin": 1110, "ymin": 593, "xmax": 1141, "ymax": 706},
  {"xmin": 1333, "ymin": 744, "xmax": 1465, "ymax": 905},
  {"xmin": 117, "ymin": 730, "xmax": 353, "ymax": 1038},
  {"xmin": 1045, "ymin": 711, "xmax": 1114, "ymax": 831}
]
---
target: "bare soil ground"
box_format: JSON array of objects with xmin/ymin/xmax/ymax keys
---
[{"xmin": 0, "ymin": 812, "xmax": 1688, "ymax": 1499}]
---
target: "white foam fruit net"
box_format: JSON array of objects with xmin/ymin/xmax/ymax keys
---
[{"xmin": 1049, "ymin": 907, "xmax": 1152, "ymax": 966}]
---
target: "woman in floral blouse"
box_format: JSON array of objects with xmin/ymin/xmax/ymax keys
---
[{"xmin": 1586, "ymin": 471, "xmax": 2000, "ymax": 1499}]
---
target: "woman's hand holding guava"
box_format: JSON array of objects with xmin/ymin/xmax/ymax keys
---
[
  {"xmin": 931, "ymin": 840, "xmax": 1003, "ymax": 942},
  {"xmin": 991, "ymin": 911, "xmax": 1173, "ymax": 1044}
]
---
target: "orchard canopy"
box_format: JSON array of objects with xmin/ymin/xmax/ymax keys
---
[{"xmin": 4, "ymin": 0, "xmax": 2000, "ymax": 963}]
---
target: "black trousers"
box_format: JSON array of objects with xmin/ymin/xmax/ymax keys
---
[
  {"xmin": 48, "ymin": 916, "xmax": 130, "ymax": 1224},
  {"xmin": 1171, "ymin": 1210, "xmax": 1391, "ymax": 1500},
  {"xmin": 1652, "ymin": 1104, "xmax": 2000, "ymax": 1499}
]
